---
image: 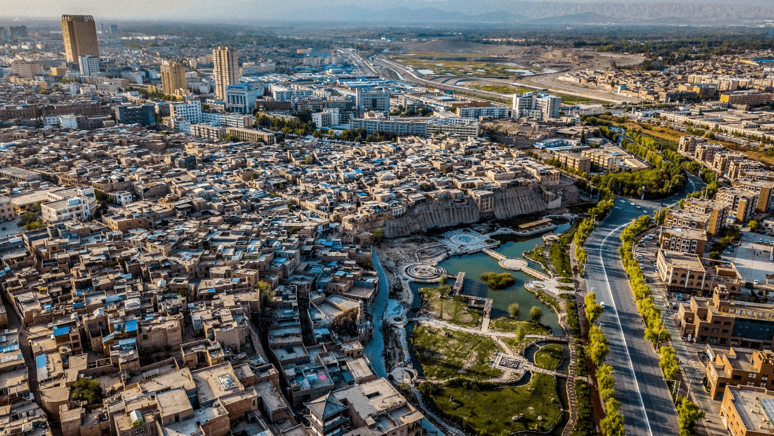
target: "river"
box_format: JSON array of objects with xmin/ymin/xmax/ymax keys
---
[{"xmin": 366, "ymin": 249, "xmax": 389, "ymax": 378}]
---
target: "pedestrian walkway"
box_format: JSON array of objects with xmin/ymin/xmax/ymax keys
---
[{"xmin": 482, "ymin": 248, "xmax": 551, "ymax": 280}]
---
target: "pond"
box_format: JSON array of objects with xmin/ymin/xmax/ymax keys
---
[{"xmin": 428, "ymin": 223, "xmax": 571, "ymax": 335}]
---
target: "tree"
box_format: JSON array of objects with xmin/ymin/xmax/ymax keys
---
[
  {"xmin": 748, "ymin": 219, "xmax": 760, "ymax": 231},
  {"xmin": 584, "ymin": 292, "xmax": 604, "ymax": 324},
  {"xmin": 372, "ymin": 228, "xmax": 385, "ymax": 244},
  {"xmin": 515, "ymin": 323, "xmax": 527, "ymax": 344},
  {"xmin": 331, "ymin": 309, "xmax": 359, "ymax": 337},
  {"xmin": 304, "ymin": 155, "xmax": 315, "ymax": 165},
  {"xmin": 508, "ymin": 303, "xmax": 520, "ymax": 318},
  {"xmin": 72, "ymin": 378, "xmax": 103, "ymax": 404},
  {"xmin": 480, "ymin": 272, "xmax": 516, "ymax": 290},
  {"xmin": 529, "ymin": 306, "xmax": 543, "ymax": 324},
  {"xmin": 659, "ymin": 346, "xmax": 679, "ymax": 381},
  {"xmin": 588, "ymin": 325, "xmax": 610, "ymax": 365},
  {"xmin": 676, "ymin": 396, "xmax": 704, "ymax": 436},
  {"xmin": 600, "ymin": 408, "xmax": 625, "ymax": 436},
  {"xmin": 418, "ymin": 381, "xmax": 435, "ymax": 397}
]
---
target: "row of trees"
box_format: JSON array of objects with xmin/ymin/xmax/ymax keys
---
[
  {"xmin": 583, "ymin": 292, "xmax": 625, "ymax": 436},
  {"xmin": 573, "ymin": 191, "xmax": 615, "ymax": 275},
  {"xmin": 254, "ymin": 113, "xmax": 316, "ymax": 137},
  {"xmin": 619, "ymin": 216, "xmax": 705, "ymax": 436}
]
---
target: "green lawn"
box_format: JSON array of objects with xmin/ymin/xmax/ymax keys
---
[
  {"xmin": 524, "ymin": 243, "xmax": 550, "ymax": 273},
  {"xmin": 431, "ymin": 373, "xmax": 564, "ymax": 434},
  {"xmin": 390, "ymin": 54, "xmax": 543, "ymax": 78},
  {"xmin": 549, "ymin": 229, "xmax": 576, "ymax": 278},
  {"xmin": 468, "ymin": 84, "xmax": 536, "ymax": 95},
  {"xmin": 418, "ymin": 285, "xmax": 482, "ymax": 328},
  {"xmin": 490, "ymin": 318, "xmax": 550, "ymax": 351},
  {"xmin": 534, "ymin": 344, "xmax": 565, "ymax": 370},
  {"xmin": 412, "ymin": 325, "xmax": 503, "ymax": 380}
]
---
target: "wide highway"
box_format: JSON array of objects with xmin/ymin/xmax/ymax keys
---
[{"xmin": 584, "ymin": 174, "xmax": 703, "ymax": 436}]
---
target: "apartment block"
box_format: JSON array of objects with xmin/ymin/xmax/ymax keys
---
[
  {"xmin": 683, "ymin": 198, "xmax": 728, "ymax": 235},
  {"xmin": 733, "ymin": 179, "xmax": 773, "ymax": 213},
  {"xmin": 705, "ymin": 347, "xmax": 774, "ymax": 400},
  {"xmin": 225, "ymin": 127, "xmax": 276, "ymax": 144},
  {"xmin": 717, "ymin": 187, "xmax": 758, "ymax": 223},
  {"xmin": 656, "ymin": 249, "xmax": 742, "ymax": 294},
  {"xmin": 659, "ymin": 226, "xmax": 708, "ymax": 255},
  {"xmin": 554, "ymin": 151, "xmax": 592, "ymax": 174},
  {"xmin": 676, "ymin": 286, "xmax": 774, "ymax": 348}
]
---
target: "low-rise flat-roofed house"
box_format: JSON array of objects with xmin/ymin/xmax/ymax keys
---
[
  {"xmin": 704, "ymin": 347, "xmax": 774, "ymax": 400},
  {"xmin": 676, "ymin": 286, "xmax": 774, "ymax": 349},
  {"xmin": 656, "ymin": 249, "xmax": 741, "ymax": 294},
  {"xmin": 719, "ymin": 385, "xmax": 774, "ymax": 436}
]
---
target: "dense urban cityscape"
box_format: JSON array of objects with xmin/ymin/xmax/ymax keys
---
[{"xmin": 2, "ymin": 3, "xmax": 774, "ymax": 436}]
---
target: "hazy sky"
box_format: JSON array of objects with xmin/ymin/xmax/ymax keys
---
[{"xmin": 2, "ymin": 0, "xmax": 769, "ymax": 20}]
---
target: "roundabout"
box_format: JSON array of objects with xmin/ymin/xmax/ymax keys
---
[{"xmin": 403, "ymin": 263, "xmax": 448, "ymax": 282}]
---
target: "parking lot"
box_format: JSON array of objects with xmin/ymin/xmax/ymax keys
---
[{"xmin": 724, "ymin": 232, "xmax": 774, "ymax": 285}]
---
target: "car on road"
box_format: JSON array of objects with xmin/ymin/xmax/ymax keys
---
[
  {"xmin": 754, "ymin": 280, "xmax": 759, "ymax": 286},
  {"xmin": 722, "ymin": 250, "xmax": 731, "ymax": 255}
]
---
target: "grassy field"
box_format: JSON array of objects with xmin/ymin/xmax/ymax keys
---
[
  {"xmin": 549, "ymin": 229, "xmax": 576, "ymax": 278},
  {"xmin": 391, "ymin": 54, "xmax": 542, "ymax": 78},
  {"xmin": 412, "ymin": 326, "xmax": 503, "ymax": 380},
  {"xmin": 467, "ymin": 84, "xmax": 535, "ymax": 95},
  {"xmin": 431, "ymin": 373, "xmax": 564, "ymax": 434},
  {"xmin": 418, "ymin": 285, "xmax": 481, "ymax": 327},
  {"xmin": 556, "ymin": 93, "xmax": 605, "ymax": 105},
  {"xmin": 490, "ymin": 318, "xmax": 550, "ymax": 350},
  {"xmin": 524, "ymin": 243, "xmax": 550, "ymax": 273},
  {"xmin": 534, "ymin": 344, "xmax": 565, "ymax": 370}
]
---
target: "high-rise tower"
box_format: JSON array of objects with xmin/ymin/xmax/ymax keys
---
[
  {"xmin": 61, "ymin": 15, "xmax": 99, "ymax": 69},
  {"xmin": 161, "ymin": 61, "xmax": 187, "ymax": 95},
  {"xmin": 213, "ymin": 46, "xmax": 239, "ymax": 100}
]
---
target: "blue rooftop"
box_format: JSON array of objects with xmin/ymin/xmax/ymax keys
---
[
  {"xmin": 53, "ymin": 326, "xmax": 70, "ymax": 337},
  {"xmin": 35, "ymin": 354, "xmax": 46, "ymax": 369}
]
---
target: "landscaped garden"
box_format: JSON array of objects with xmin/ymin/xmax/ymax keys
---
[
  {"xmin": 534, "ymin": 343, "xmax": 565, "ymax": 370},
  {"xmin": 412, "ymin": 325, "xmax": 503, "ymax": 380},
  {"xmin": 428, "ymin": 374, "xmax": 565, "ymax": 434},
  {"xmin": 418, "ymin": 285, "xmax": 481, "ymax": 327}
]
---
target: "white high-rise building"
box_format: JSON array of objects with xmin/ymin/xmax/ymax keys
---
[
  {"xmin": 312, "ymin": 109, "xmax": 340, "ymax": 128},
  {"xmin": 512, "ymin": 92, "xmax": 562, "ymax": 120},
  {"xmin": 78, "ymin": 55, "xmax": 100, "ymax": 76},
  {"xmin": 169, "ymin": 101, "xmax": 202, "ymax": 124},
  {"xmin": 356, "ymin": 88, "xmax": 391, "ymax": 115}
]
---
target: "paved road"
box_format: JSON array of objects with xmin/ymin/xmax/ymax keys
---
[{"xmin": 583, "ymin": 177, "xmax": 703, "ymax": 436}]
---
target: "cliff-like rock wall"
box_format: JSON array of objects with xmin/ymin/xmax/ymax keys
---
[{"xmin": 383, "ymin": 182, "xmax": 579, "ymax": 238}]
